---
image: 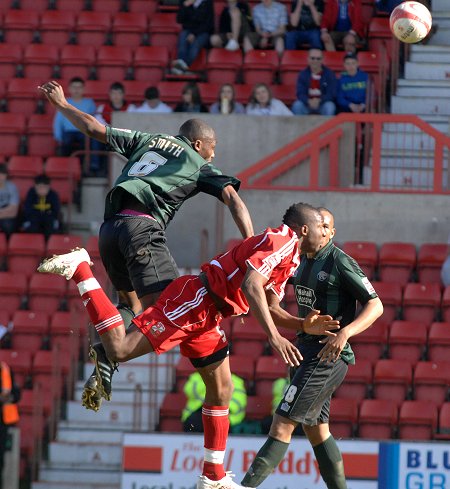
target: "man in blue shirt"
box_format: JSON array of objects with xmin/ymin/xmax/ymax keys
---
[{"xmin": 337, "ymin": 52, "xmax": 368, "ymax": 113}]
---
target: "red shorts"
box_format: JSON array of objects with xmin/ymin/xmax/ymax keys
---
[{"xmin": 133, "ymin": 275, "xmax": 229, "ymax": 359}]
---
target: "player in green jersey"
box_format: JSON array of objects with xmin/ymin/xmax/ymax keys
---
[{"xmin": 242, "ymin": 207, "xmax": 383, "ymax": 489}]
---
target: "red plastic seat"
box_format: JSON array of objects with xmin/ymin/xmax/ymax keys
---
[
  {"xmin": 89, "ymin": 0, "xmax": 122, "ymax": 12},
  {"xmin": 157, "ymin": 81, "xmax": 186, "ymax": 107},
  {"xmin": 57, "ymin": 0, "xmax": 85, "ymax": 9},
  {"xmin": 28, "ymin": 273, "xmax": 67, "ymax": 314},
  {"xmin": 8, "ymin": 232, "xmax": 46, "ymax": 277},
  {"xmin": 246, "ymin": 395, "xmax": 272, "ymax": 421},
  {"xmin": 26, "ymin": 114, "xmax": 56, "ymax": 158},
  {"xmin": 174, "ymin": 356, "xmax": 195, "ymax": 391},
  {"xmin": 23, "ymin": 44, "xmax": 59, "ymax": 79},
  {"xmin": 443, "ymin": 286, "xmax": 450, "ymax": 323},
  {"xmin": 0, "ymin": 271, "xmax": 27, "ymax": 315},
  {"xmin": 122, "ymin": 80, "xmax": 149, "ymax": 105},
  {"xmin": 0, "ymin": 113, "xmax": 27, "ymax": 156},
  {"xmin": 95, "ymin": 46, "xmax": 133, "ymax": 81},
  {"xmin": 435, "ymin": 403, "xmax": 450, "ymax": 440},
  {"xmin": 83, "ymin": 80, "xmax": 112, "ymax": 105},
  {"xmin": 270, "ymin": 84, "xmax": 296, "ymax": 107},
  {"xmin": 19, "ymin": 387, "xmax": 53, "ymax": 417},
  {"xmin": 38, "ymin": 10, "xmax": 76, "ymax": 45},
  {"xmin": 279, "ymin": 50, "xmax": 308, "ymax": 85},
  {"xmin": 349, "ymin": 319, "xmax": 388, "ymax": 364},
  {"xmin": 46, "ymin": 234, "xmax": 83, "ymax": 256},
  {"xmin": 254, "ymin": 356, "xmax": 288, "ymax": 397},
  {"xmin": 428, "ymin": 322, "xmax": 450, "ymax": 363},
  {"xmin": 159, "ymin": 392, "xmax": 185, "ymax": 432},
  {"xmin": 59, "ymin": 45, "xmax": 96, "ymax": 81},
  {"xmin": 342, "ymin": 241, "xmax": 378, "ymax": 280},
  {"xmin": 0, "ymin": 350, "xmax": 32, "ymax": 389},
  {"xmin": 0, "ymin": 43, "xmax": 22, "ymax": 79},
  {"xmin": 233, "ymin": 84, "xmax": 253, "ymax": 105},
  {"xmin": 333, "ymin": 359, "xmax": 372, "ymax": 401},
  {"xmin": 413, "ymin": 361, "xmax": 450, "ymax": 406},
  {"xmin": 388, "ymin": 320, "xmax": 428, "ymax": 363},
  {"xmin": 8, "ymin": 155, "xmax": 44, "ymax": 180},
  {"xmin": 11, "ymin": 310, "xmax": 49, "ymax": 353},
  {"xmin": 242, "ymin": 50, "xmax": 279, "ymax": 85},
  {"xmin": 379, "ymin": 242, "xmax": 416, "ymax": 285},
  {"xmin": 49, "ymin": 311, "xmax": 83, "ymax": 358},
  {"xmin": 112, "ymin": 12, "xmax": 148, "ymax": 48},
  {"xmin": 206, "ymin": 48, "xmax": 243, "ymax": 84},
  {"xmin": 133, "ymin": 46, "xmax": 169, "ymax": 84},
  {"xmin": 128, "ymin": 0, "xmax": 158, "ymax": 13},
  {"xmin": 85, "ymin": 235, "xmax": 101, "ymax": 259},
  {"xmin": 7, "ymin": 78, "xmax": 45, "ymax": 115},
  {"xmin": 368, "ymin": 17, "xmax": 394, "ymax": 56},
  {"xmin": 232, "ymin": 315, "xmax": 267, "ymax": 357},
  {"xmin": 76, "ymin": 12, "xmax": 112, "ymax": 47},
  {"xmin": 417, "ymin": 243, "xmax": 448, "ymax": 284},
  {"xmin": 229, "ymin": 355, "xmax": 255, "ymax": 388},
  {"xmin": 371, "ymin": 281, "xmax": 402, "ymax": 323},
  {"xmin": 196, "ymin": 83, "xmax": 222, "ymax": 105},
  {"xmin": 44, "ymin": 156, "xmax": 81, "ymax": 204},
  {"xmin": 398, "ymin": 400, "xmax": 438, "ymax": 440},
  {"xmin": 373, "ymin": 359, "xmax": 412, "ymax": 404},
  {"xmin": 402, "ymin": 283, "xmax": 441, "ymax": 325},
  {"xmin": 329, "ymin": 398, "xmax": 358, "ymax": 438},
  {"xmin": 358, "ymin": 399, "xmax": 398, "ymax": 440},
  {"xmin": 3, "ymin": 10, "xmax": 40, "ymax": 44},
  {"xmin": 149, "ymin": 13, "xmax": 180, "ymax": 53},
  {"xmin": 32, "ymin": 348, "xmax": 70, "ymax": 400},
  {"xmin": 323, "ymin": 51, "xmax": 345, "ymax": 72}
]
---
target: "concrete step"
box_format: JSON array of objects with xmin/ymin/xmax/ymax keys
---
[
  {"xmin": 426, "ymin": 27, "xmax": 450, "ymax": 46},
  {"xmin": 433, "ymin": 0, "xmax": 450, "ymax": 11},
  {"xmin": 33, "ymin": 483, "xmax": 119, "ymax": 489},
  {"xmin": 66, "ymin": 400, "xmax": 138, "ymax": 430},
  {"xmin": 391, "ymin": 95, "xmax": 450, "ymax": 115},
  {"xmin": 38, "ymin": 466, "xmax": 120, "ymax": 484},
  {"xmin": 56, "ymin": 426, "xmax": 124, "ymax": 444},
  {"xmin": 432, "ymin": 12, "xmax": 450, "ymax": 29},
  {"xmin": 396, "ymin": 83, "xmax": 450, "ymax": 97},
  {"xmin": 404, "ymin": 61, "xmax": 450, "ymax": 80},
  {"xmin": 377, "ymin": 155, "xmax": 444, "ymax": 169},
  {"xmin": 363, "ymin": 166, "xmax": 437, "ymax": 190},
  {"xmin": 48, "ymin": 440, "xmax": 122, "ymax": 466},
  {"xmin": 409, "ymin": 44, "xmax": 450, "ymax": 63},
  {"xmin": 380, "ymin": 132, "xmax": 436, "ymax": 151},
  {"xmin": 74, "ymin": 384, "xmax": 155, "ymax": 404},
  {"xmin": 382, "ymin": 118, "xmax": 449, "ymax": 135}
]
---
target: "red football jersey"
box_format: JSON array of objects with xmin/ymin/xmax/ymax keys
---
[{"xmin": 201, "ymin": 224, "xmax": 300, "ymax": 317}]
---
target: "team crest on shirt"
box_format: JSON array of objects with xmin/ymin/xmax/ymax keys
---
[
  {"xmin": 149, "ymin": 322, "xmax": 165, "ymax": 336},
  {"xmin": 317, "ymin": 271, "xmax": 329, "ymax": 281}
]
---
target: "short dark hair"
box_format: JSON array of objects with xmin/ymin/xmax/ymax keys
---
[
  {"xmin": 344, "ymin": 52, "xmax": 358, "ymax": 61},
  {"xmin": 144, "ymin": 86, "xmax": 159, "ymax": 100},
  {"xmin": 282, "ymin": 203, "xmax": 319, "ymax": 228},
  {"xmin": 0, "ymin": 163, "xmax": 7, "ymax": 175},
  {"xmin": 110, "ymin": 82, "xmax": 125, "ymax": 92},
  {"xmin": 35, "ymin": 173, "xmax": 50, "ymax": 185},
  {"xmin": 317, "ymin": 206, "xmax": 333, "ymax": 216},
  {"xmin": 69, "ymin": 76, "xmax": 85, "ymax": 85},
  {"xmin": 178, "ymin": 118, "xmax": 215, "ymax": 142}
]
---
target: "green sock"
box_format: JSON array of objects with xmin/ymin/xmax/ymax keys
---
[
  {"xmin": 313, "ymin": 435, "xmax": 348, "ymax": 489},
  {"xmin": 241, "ymin": 436, "xmax": 289, "ymax": 487},
  {"xmin": 117, "ymin": 303, "xmax": 136, "ymax": 329}
]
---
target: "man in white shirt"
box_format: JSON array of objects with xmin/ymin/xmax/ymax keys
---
[{"xmin": 127, "ymin": 87, "xmax": 173, "ymax": 114}]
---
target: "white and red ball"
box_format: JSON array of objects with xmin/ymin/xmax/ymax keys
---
[{"xmin": 390, "ymin": 1, "xmax": 432, "ymax": 43}]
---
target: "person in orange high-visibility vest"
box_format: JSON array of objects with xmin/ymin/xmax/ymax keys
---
[{"xmin": 0, "ymin": 362, "xmax": 20, "ymax": 489}]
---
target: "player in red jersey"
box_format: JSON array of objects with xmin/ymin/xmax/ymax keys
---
[{"xmin": 38, "ymin": 202, "xmax": 339, "ymax": 489}]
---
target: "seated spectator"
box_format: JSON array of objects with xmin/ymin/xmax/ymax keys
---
[
  {"xmin": 337, "ymin": 52, "xmax": 368, "ymax": 113},
  {"xmin": 174, "ymin": 82, "xmax": 209, "ymax": 113},
  {"xmin": 182, "ymin": 372, "xmax": 247, "ymax": 433},
  {"xmin": 127, "ymin": 86, "xmax": 173, "ymax": 114},
  {"xmin": 292, "ymin": 48, "xmax": 336, "ymax": 115},
  {"xmin": 21, "ymin": 174, "xmax": 61, "ymax": 239},
  {"xmin": 286, "ymin": 0, "xmax": 324, "ymax": 50},
  {"xmin": 320, "ymin": 0, "xmax": 364, "ymax": 53},
  {"xmin": 246, "ymin": 83, "xmax": 293, "ymax": 115},
  {"xmin": 209, "ymin": 83, "xmax": 246, "ymax": 114},
  {"xmin": 172, "ymin": 0, "xmax": 214, "ymax": 74},
  {"xmin": 243, "ymin": 0, "xmax": 288, "ymax": 57},
  {"xmin": 210, "ymin": 0, "xmax": 254, "ymax": 51},
  {"xmin": 374, "ymin": 0, "xmax": 402, "ymax": 13},
  {"xmin": 441, "ymin": 232, "xmax": 450, "ymax": 287},
  {"xmin": 0, "ymin": 164, "xmax": 19, "ymax": 238}
]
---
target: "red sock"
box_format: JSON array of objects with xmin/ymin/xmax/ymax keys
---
[
  {"xmin": 72, "ymin": 262, "xmax": 123, "ymax": 335},
  {"xmin": 201, "ymin": 405, "xmax": 229, "ymax": 481}
]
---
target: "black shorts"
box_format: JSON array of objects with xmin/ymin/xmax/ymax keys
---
[
  {"xmin": 275, "ymin": 356, "xmax": 348, "ymax": 426},
  {"xmin": 98, "ymin": 215, "xmax": 179, "ymax": 298}
]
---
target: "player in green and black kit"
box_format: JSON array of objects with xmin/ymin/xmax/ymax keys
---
[
  {"xmin": 38, "ymin": 81, "xmax": 254, "ymax": 410},
  {"xmin": 242, "ymin": 207, "xmax": 383, "ymax": 489}
]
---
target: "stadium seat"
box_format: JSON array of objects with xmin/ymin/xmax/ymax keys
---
[
  {"xmin": 349, "ymin": 319, "xmax": 388, "ymax": 364},
  {"xmin": 44, "ymin": 156, "xmax": 81, "ymax": 204},
  {"xmin": 128, "ymin": 0, "xmax": 158, "ymax": 13},
  {"xmin": 232, "ymin": 315, "xmax": 267, "ymax": 357},
  {"xmin": 159, "ymin": 392, "xmax": 185, "ymax": 432},
  {"xmin": 229, "ymin": 355, "xmax": 255, "ymax": 389},
  {"xmin": 254, "ymin": 356, "xmax": 287, "ymax": 397},
  {"xmin": 398, "ymin": 400, "xmax": 438, "ymax": 440},
  {"xmin": 329, "ymin": 398, "xmax": 358, "ymax": 438},
  {"xmin": 23, "ymin": 44, "xmax": 59, "ymax": 79},
  {"xmin": 435, "ymin": 403, "xmax": 450, "ymax": 440},
  {"xmin": 242, "ymin": 50, "xmax": 279, "ymax": 85},
  {"xmin": 388, "ymin": 320, "xmax": 427, "ymax": 363},
  {"xmin": 8, "ymin": 232, "xmax": 46, "ymax": 277},
  {"xmin": 89, "ymin": 0, "xmax": 122, "ymax": 12},
  {"xmin": 427, "ymin": 322, "xmax": 450, "ymax": 363},
  {"xmin": 358, "ymin": 399, "xmax": 398, "ymax": 440},
  {"xmin": 83, "ymin": 80, "xmax": 113, "ymax": 105},
  {"xmin": 323, "ymin": 51, "xmax": 346, "ymax": 72},
  {"xmin": 443, "ymin": 286, "xmax": 450, "ymax": 323},
  {"xmin": 368, "ymin": 17, "xmax": 394, "ymax": 56},
  {"xmin": 206, "ymin": 48, "xmax": 243, "ymax": 84},
  {"xmin": 26, "ymin": 114, "xmax": 56, "ymax": 158},
  {"xmin": 233, "ymin": 84, "xmax": 253, "ymax": 105},
  {"xmin": 85, "ymin": 235, "xmax": 101, "ymax": 259},
  {"xmin": 279, "ymin": 50, "xmax": 309, "ymax": 86},
  {"xmin": 371, "ymin": 281, "xmax": 402, "ymax": 323},
  {"xmin": 122, "ymin": 80, "xmax": 150, "ymax": 104},
  {"xmin": 197, "ymin": 82, "xmax": 222, "ymax": 106},
  {"xmin": 245, "ymin": 395, "xmax": 272, "ymax": 421},
  {"xmin": 342, "ymin": 241, "xmax": 378, "ymax": 279},
  {"xmin": 28, "ymin": 273, "xmax": 67, "ymax": 314},
  {"xmin": 112, "ymin": 12, "xmax": 148, "ymax": 48},
  {"xmin": 157, "ymin": 81, "xmax": 186, "ymax": 108},
  {"xmin": 413, "ymin": 361, "xmax": 450, "ymax": 406},
  {"xmin": 149, "ymin": 13, "xmax": 181, "ymax": 53},
  {"xmin": 49, "ymin": 311, "xmax": 83, "ymax": 358},
  {"xmin": 11, "ymin": 310, "xmax": 49, "ymax": 353},
  {"xmin": 19, "ymin": 388, "xmax": 52, "ymax": 417},
  {"xmin": 7, "ymin": 78, "xmax": 46, "ymax": 115},
  {"xmin": 3, "ymin": 10, "xmax": 40, "ymax": 44},
  {"xmin": 32, "ymin": 348, "xmax": 70, "ymax": 400},
  {"xmin": 402, "ymin": 283, "xmax": 441, "ymax": 325},
  {"xmin": 57, "ymin": 0, "xmax": 85, "ymax": 9},
  {"xmin": 379, "ymin": 242, "xmax": 416, "ymax": 285},
  {"xmin": 417, "ymin": 243, "xmax": 448, "ymax": 284},
  {"xmin": 174, "ymin": 356, "xmax": 195, "ymax": 392},
  {"xmin": 8, "ymin": 156, "xmax": 44, "ymax": 185},
  {"xmin": 59, "ymin": 45, "xmax": 97, "ymax": 81},
  {"xmin": 0, "ymin": 350, "xmax": 32, "ymax": 389},
  {"xmin": 270, "ymin": 84, "xmax": 296, "ymax": 106},
  {"xmin": 0, "ymin": 43, "xmax": 22, "ymax": 79},
  {"xmin": 76, "ymin": 12, "xmax": 112, "ymax": 47},
  {"xmin": 333, "ymin": 359, "xmax": 372, "ymax": 401},
  {"xmin": 95, "ymin": 46, "xmax": 133, "ymax": 81},
  {"xmin": 0, "ymin": 113, "xmax": 27, "ymax": 156},
  {"xmin": 0, "ymin": 271, "xmax": 27, "ymax": 315},
  {"xmin": 0, "ymin": 233, "xmax": 7, "ymax": 270},
  {"xmin": 46, "ymin": 234, "xmax": 84, "ymax": 256},
  {"xmin": 373, "ymin": 359, "xmax": 412, "ymax": 404},
  {"xmin": 133, "ymin": 46, "xmax": 170, "ymax": 84},
  {"xmin": 38, "ymin": 10, "xmax": 76, "ymax": 45}
]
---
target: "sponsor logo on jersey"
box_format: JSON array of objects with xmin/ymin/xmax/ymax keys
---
[
  {"xmin": 317, "ymin": 271, "xmax": 329, "ymax": 281},
  {"xmin": 295, "ymin": 285, "xmax": 316, "ymax": 310},
  {"xmin": 280, "ymin": 402, "xmax": 290, "ymax": 412},
  {"xmin": 150, "ymin": 322, "xmax": 165, "ymax": 336},
  {"xmin": 361, "ymin": 277, "xmax": 376, "ymax": 295}
]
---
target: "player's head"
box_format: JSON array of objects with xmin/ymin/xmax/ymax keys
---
[
  {"xmin": 317, "ymin": 206, "xmax": 336, "ymax": 243},
  {"xmin": 179, "ymin": 118, "xmax": 217, "ymax": 163},
  {"xmin": 282, "ymin": 203, "xmax": 325, "ymax": 254}
]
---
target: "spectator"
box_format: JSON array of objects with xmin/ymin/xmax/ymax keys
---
[
  {"xmin": 181, "ymin": 372, "xmax": 247, "ymax": 433},
  {"xmin": 172, "ymin": 0, "xmax": 214, "ymax": 74},
  {"xmin": 53, "ymin": 77, "xmax": 96, "ymax": 157},
  {"xmin": 210, "ymin": 1, "xmax": 254, "ymax": 51},
  {"xmin": 441, "ymin": 232, "xmax": 450, "ymax": 287},
  {"xmin": 0, "ymin": 164, "xmax": 19, "ymax": 238},
  {"xmin": 174, "ymin": 82, "xmax": 209, "ymax": 113},
  {"xmin": 286, "ymin": 0, "xmax": 324, "ymax": 50},
  {"xmin": 209, "ymin": 83, "xmax": 246, "ymax": 114},
  {"xmin": 246, "ymin": 83, "xmax": 293, "ymax": 116},
  {"xmin": 374, "ymin": 0, "xmax": 402, "ymax": 13},
  {"xmin": 21, "ymin": 174, "xmax": 61, "ymax": 238},
  {"xmin": 320, "ymin": 0, "xmax": 364, "ymax": 53},
  {"xmin": 292, "ymin": 48, "xmax": 336, "ymax": 115},
  {"xmin": 243, "ymin": 0, "xmax": 288, "ymax": 57},
  {"xmin": 127, "ymin": 86, "xmax": 173, "ymax": 114},
  {"xmin": 336, "ymin": 52, "xmax": 368, "ymax": 113}
]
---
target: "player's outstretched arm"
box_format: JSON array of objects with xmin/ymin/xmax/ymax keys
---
[
  {"xmin": 221, "ymin": 185, "xmax": 254, "ymax": 239},
  {"xmin": 38, "ymin": 81, "xmax": 107, "ymax": 144}
]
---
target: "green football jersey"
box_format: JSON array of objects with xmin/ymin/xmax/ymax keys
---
[
  {"xmin": 104, "ymin": 127, "xmax": 240, "ymax": 227},
  {"xmin": 293, "ymin": 240, "xmax": 378, "ymax": 364}
]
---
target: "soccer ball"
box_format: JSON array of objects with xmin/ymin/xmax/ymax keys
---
[{"xmin": 390, "ymin": 1, "xmax": 432, "ymax": 43}]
